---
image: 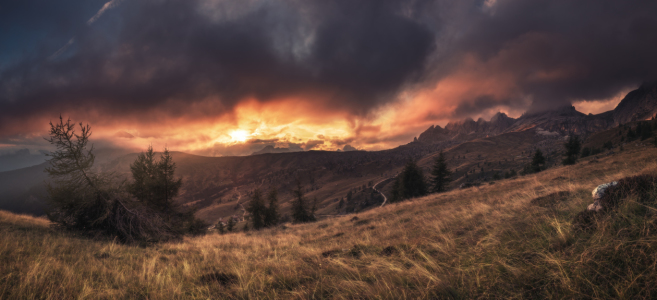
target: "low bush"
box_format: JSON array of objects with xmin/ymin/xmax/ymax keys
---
[{"xmin": 599, "ymin": 174, "xmax": 657, "ymax": 209}]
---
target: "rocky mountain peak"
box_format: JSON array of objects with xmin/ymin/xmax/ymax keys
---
[
  {"xmin": 417, "ymin": 82, "xmax": 657, "ymax": 145},
  {"xmin": 613, "ymin": 81, "xmax": 657, "ymax": 125}
]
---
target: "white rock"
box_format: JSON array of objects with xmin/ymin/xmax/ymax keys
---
[{"xmin": 591, "ymin": 181, "xmax": 618, "ymax": 200}]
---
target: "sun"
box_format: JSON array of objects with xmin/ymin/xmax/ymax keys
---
[{"xmin": 229, "ymin": 129, "xmax": 250, "ymax": 143}]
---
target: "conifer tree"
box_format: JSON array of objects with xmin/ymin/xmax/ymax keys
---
[
  {"xmin": 227, "ymin": 217, "xmax": 235, "ymax": 232},
  {"xmin": 292, "ymin": 179, "xmax": 315, "ymax": 223},
  {"xmin": 431, "ymin": 151, "xmax": 452, "ymax": 193},
  {"xmin": 391, "ymin": 160, "xmax": 428, "ymax": 202},
  {"xmin": 401, "ymin": 159, "xmax": 427, "ymax": 199},
  {"xmin": 531, "ymin": 149, "xmax": 546, "ymax": 173},
  {"xmin": 45, "ymin": 117, "xmax": 113, "ymax": 230},
  {"xmin": 391, "ymin": 177, "xmax": 402, "ymax": 203},
  {"xmin": 216, "ymin": 221, "xmax": 226, "ymax": 234},
  {"xmin": 159, "ymin": 148, "xmax": 182, "ymax": 210},
  {"xmin": 562, "ymin": 135, "xmax": 581, "ymax": 165},
  {"xmin": 128, "ymin": 146, "xmax": 182, "ymax": 212},
  {"xmin": 627, "ymin": 127, "xmax": 637, "ymax": 141},
  {"xmin": 263, "ymin": 188, "xmax": 280, "ymax": 227},
  {"xmin": 246, "ymin": 189, "xmax": 266, "ymax": 230}
]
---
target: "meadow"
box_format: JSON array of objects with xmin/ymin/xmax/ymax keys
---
[{"xmin": 1, "ymin": 141, "xmax": 657, "ymax": 299}]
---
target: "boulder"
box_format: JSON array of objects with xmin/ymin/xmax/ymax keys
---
[{"xmin": 587, "ymin": 181, "xmax": 618, "ymax": 211}]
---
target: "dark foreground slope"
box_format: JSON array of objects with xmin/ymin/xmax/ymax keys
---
[{"xmin": 1, "ymin": 135, "xmax": 656, "ymax": 299}]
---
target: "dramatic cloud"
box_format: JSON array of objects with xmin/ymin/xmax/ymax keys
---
[{"xmin": 1, "ymin": 0, "xmax": 656, "ymax": 155}]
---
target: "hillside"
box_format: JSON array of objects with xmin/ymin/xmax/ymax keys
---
[
  {"xmin": 0, "ymin": 121, "xmax": 645, "ymax": 226},
  {"xmin": 0, "ymin": 126, "xmax": 565, "ymax": 224},
  {"xmin": 1, "ymin": 134, "xmax": 656, "ymax": 298},
  {"xmin": 1, "ymin": 83, "xmax": 656, "ymax": 225}
]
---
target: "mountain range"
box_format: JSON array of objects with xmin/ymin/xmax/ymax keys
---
[
  {"xmin": 417, "ymin": 81, "xmax": 657, "ymax": 144},
  {"xmin": 1, "ymin": 82, "xmax": 656, "ymax": 223}
]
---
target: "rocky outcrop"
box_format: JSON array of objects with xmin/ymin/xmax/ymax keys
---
[
  {"xmin": 507, "ymin": 105, "xmax": 616, "ymax": 135},
  {"xmin": 587, "ymin": 181, "xmax": 618, "ymax": 212},
  {"xmin": 417, "ymin": 124, "xmax": 451, "ymax": 143},
  {"xmin": 417, "ymin": 112, "xmax": 516, "ymax": 144}
]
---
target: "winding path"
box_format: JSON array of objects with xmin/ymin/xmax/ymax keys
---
[
  {"xmin": 233, "ymin": 187, "xmax": 247, "ymax": 222},
  {"xmin": 373, "ymin": 174, "xmax": 397, "ymax": 207}
]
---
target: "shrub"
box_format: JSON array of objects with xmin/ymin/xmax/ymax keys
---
[{"xmin": 599, "ymin": 174, "xmax": 657, "ymax": 209}]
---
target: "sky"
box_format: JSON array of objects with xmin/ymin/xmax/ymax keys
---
[{"xmin": 1, "ymin": 0, "xmax": 657, "ymax": 156}]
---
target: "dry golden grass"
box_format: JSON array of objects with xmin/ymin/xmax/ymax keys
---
[{"xmin": 2, "ymin": 142, "xmax": 657, "ymax": 299}]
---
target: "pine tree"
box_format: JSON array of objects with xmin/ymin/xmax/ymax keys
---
[
  {"xmin": 531, "ymin": 149, "xmax": 546, "ymax": 173},
  {"xmin": 627, "ymin": 127, "xmax": 637, "ymax": 141},
  {"xmin": 430, "ymin": 151, "xmax": 452, "ymax": 193},
  {"xmin": 158, "ymin": 148, "xmax": 182, "ymax": 211},
  {"xmin": 44, "ymin": 117, "xmax": 113, "ymax": 230},
  {"xmin": 562, "ymin": 134, "xmax": 581, "ymax": 165},
  {"xmin": 581, "ymin": 147, "xmax": 591, "ymax": 158},
  {"xmin": 391, "ymin": 177, "xmax": 402, "ymax": 203},
  {"xmin": 263, "ymin": 188, "xmax": 279, "ymax": 227},
  {"xmin": 640, "ymin": 122, "xmax": 653, "ymax": 140},
  {"xmin": 401, "ymin": 160, "xmax": 427, "ymax": 199},
  {"xmin": 227, "ymin": 217, "xmax": 235, "ymax": 232},
  {"xmin": 392, "ymin": 160, "xmax": 428, "ymax": 202},
  {"xmin": 292, "ymin": 179, "xmax": 315, "ymax": 223},
  {"xmin": 216, "ymin": 221, "xmax": 225, "ymax": 234},
  {"xmin": 125, "ymin": 146, "xmax": 205, "ymax": 235},
  {"xmin": 246, "ymin": 189, "xmax": 266, "ymax": 230},
  {"xmin": 128, "ymin": 146, "xmax": 182, "ymax": 212},
  {"xmin": 127, "ymin": 146, "xmax": 157, "ymax": 207}
]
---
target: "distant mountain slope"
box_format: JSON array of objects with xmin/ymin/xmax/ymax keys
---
[
  {"xmin": 0, "ymin": 162, "xmax": 49, "ymax": 215},
  {"xmin": 0, "ymin": 149, "xmax": 47, "ymax": 172},
  {"xmin": 251, "ymin": 145, "xmax": 303, "ymax": 155},
  {"xmin": 613, "ymin": 81, "xmax": 657, "ymax": 125},
  {"xmin": 418, "ymin": 82, "xmax": 657, "ymax": 145}
]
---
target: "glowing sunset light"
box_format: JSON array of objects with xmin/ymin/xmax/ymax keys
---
[
  {"xmin": 229, "ymin": 129, "xmax": 250, "ymax": 143},
  {"xmin": 1, "ymin": 0, "xmax": 655, "ymax": 157}
]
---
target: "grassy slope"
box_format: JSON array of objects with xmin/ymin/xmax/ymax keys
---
[{"xmin": 2, "ymin": 141, "xmax": 657, "ymax": 299}]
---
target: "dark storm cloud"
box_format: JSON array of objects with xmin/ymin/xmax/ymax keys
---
[
  {"xmin": 2, "ymin": 0, "xmax": 657, "ymax": 133},
  {"xmin": 451, "ymin": 95, "xmax": 518, "ymax": 118},
  {"xmin": 0, "ymin": 0, "xmax": 437, "ymax": 129},
  {"xmin": 446, "ymin": 0, "xmax": 657, "ymax": 112}
]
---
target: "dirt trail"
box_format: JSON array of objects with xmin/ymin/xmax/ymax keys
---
[
  {"xmin": 374, "ymin": 175, "xmax": 397, "ymax": 207},
  {"xmin": 233, "ymin": 187, "xmax": 247, "ymax": 221}
]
